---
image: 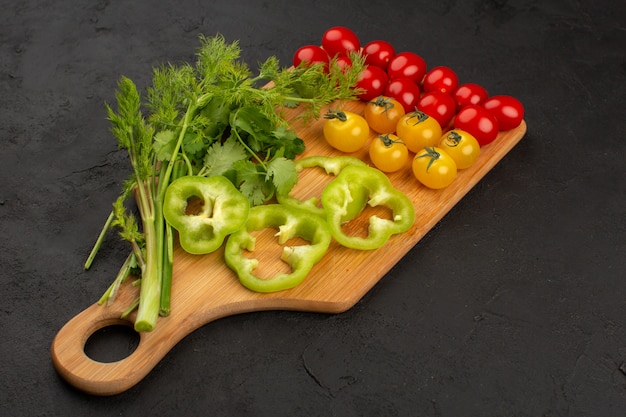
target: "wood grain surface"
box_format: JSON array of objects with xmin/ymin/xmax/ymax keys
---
[{"xmin": 51, "ymin": 99, "xmax": 526, "ymax": 396}]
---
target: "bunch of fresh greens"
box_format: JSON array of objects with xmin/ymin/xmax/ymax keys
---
[{"xmin": 84, "ymin": 34, "xmax": 365, "ymax": 332}]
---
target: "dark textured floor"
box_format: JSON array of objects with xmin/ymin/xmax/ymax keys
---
[{"xmin": 2, "ymin": 1, "xmax": 625, "ymax": 416}]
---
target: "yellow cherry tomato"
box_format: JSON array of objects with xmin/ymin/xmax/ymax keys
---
[
  {"xmin": 438, "ymin": 129, "xmax": 480, "ymax": 169},
  {"xmin": 364, "ymin": 96, "xmax": 406, "ymax": 134},
  {"xmin": 412, "ymin": 146, "xmax": 457, "ymax": 189},
  {"xmin": 396, "ymin": 110, "xmax": 442, "ymax": 153},
  {"xmin": 369, "ymin": 133, "xmax": 409, "ymax": 173},
  {"xmin": 323, "ymin": 109, "xmax": 370, "ymax": 153}
]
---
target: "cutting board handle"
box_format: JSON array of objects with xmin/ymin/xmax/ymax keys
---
[
  {"xmin": 50, "ymin": 293, "xmax": 265, "ymax": 396},
  {"xmin": 51, "ymin": 302, "xmax": 173, "ymax": 395},
  {"xmin": 50, "ymin": 285, "xmax": 304, "ymax": 396}
]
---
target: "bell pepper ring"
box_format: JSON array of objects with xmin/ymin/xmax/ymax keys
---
[
  {"xmin": 224, "ymin": 204, "xmax": 332, "ymax": 293},
  {"xmin": 163, "ymin": 175, "xmax": 250, "ymax": 255},
  {"xmin": 321, "ymin": 164, "xmax": 415, "ymax": 250},
  {"xmin": 275, "ymin": 155, "xmax": 368, "ymax": 217}
]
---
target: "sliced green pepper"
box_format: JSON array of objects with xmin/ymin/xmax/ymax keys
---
[
  {"xmin": 321, "ymin": 164, "xmax": 415, "ymax": 250},
  {"xmin": 224, "ymin": 204, "xmax": 332, "ymax": 293},
  {"xmin": 276, "ymin": 155, "xmax": 367, "ymax": 217},
  {"xmin": 163, "ymin": 175, "xmax": 250, "ymax": 255}
]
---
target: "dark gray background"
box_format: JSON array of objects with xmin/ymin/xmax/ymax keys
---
[{"xmin": 2, "ymin": 0, "xmax": 625, "ymax": 416}]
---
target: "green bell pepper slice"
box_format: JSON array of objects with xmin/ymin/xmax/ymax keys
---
[
  {"xmin": 163, "ymin": 175, "xmax": 250, "ymax": 255},
  {"xmin": 321, "ymin": 164, "xmax": 415, "ymax": 250},
  {"xmin": 224, "ymin": 204, "xmax": 332, "ymax": 293},
  {"xmin": 276, "ymin": 155, "xmax": 367, "ymax": 217}
]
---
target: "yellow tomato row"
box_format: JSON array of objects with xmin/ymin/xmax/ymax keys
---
[{"xmin": 322, "ymin": 96, "xmax": 482, "ymax": 189}]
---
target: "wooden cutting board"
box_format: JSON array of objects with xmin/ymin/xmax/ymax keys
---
[{"xmin": 51, "ymin": 99, "xmax": 527, "ymax": 396}]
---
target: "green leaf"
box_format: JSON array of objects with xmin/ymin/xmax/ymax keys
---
[
  {"xmin": 231, "ymin": 106, "xmax": 273, "ymax": 137},
  {"xmin": 229, "ymin": 106, "xmax": 276, "ymax": 154},
  {"xmin": 202, "ymin": 138, "xmax": 248, "ymax": 177},
  {"xmin": 106, "ymin": 77, "xmax": 141, "ymax": 150},
  {"xmin": 196, "ymin": 34, "xmax": 250, "ymax": 87},
  {"xmin": 182, "ymin": 131, "xmax": 206, "ymax": 156},
  {"xmin": 233, "ymin": 160, "xmax": 270, "ymax": 206},
  {"xmin": 153, "ymin": 130, "xmax": 177, "ymax": 161},
  {"xmin": 106, "ymin": 76, "xmax": 155, "ymax": 180},
  {"xmin": 272, "ymin": 127, "xmax": 305, "ymax": 159},
  {"xmin": 199, "ymin": 96, "xmax": 232, "ymax": 140},
  {"xmin": 257, "ymin": 56, "xmax": 280, "ymax": 81},
  {"xmin": 111, "ymin": 190, "xmax": 143, "ymax": 246},
  {"xmin": 146, "ymin": 64, "xmax": 194, "ymax": 130},
  {"xmin": 282, "ymin": 98, "xmax": 300, "ymax": 109},
  {"xmin": 266, "ymin": 156, "xmax": 297, "ymax": 196}
]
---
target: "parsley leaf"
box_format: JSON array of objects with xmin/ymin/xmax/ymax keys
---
[
  {"xmin": 200, "ymin": 138, "xmax": 248, "ymax": 177},
  {"xmin": 153, "ymin": 130, "xmax": 177, "ymax": 161},
  {"xmin": 271, "ymin": 126, "xmax": 305, "ymax": 159},
  {"xmin": 233, "ymin": 160, "xmax": 270, "ymax": 206},
  {"xmin": 182, "ymin": 131, "xmax": 206, "ymax": 156},
  {"xmin": 266, "ymin": 156, "xmax": 297, "ymax": 197}
]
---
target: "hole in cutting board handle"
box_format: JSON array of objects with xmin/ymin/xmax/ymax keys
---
[{"xmin": 83, "ymin": 320, "xmax": 140, "ymax": 363}]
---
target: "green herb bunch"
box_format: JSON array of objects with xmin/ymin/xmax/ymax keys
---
[{"xmin": 85, "ymin": 34, "xmax": 365, "ymax": 332}]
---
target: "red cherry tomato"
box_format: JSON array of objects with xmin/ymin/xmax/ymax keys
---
[
  {"xmin": 384, "ymin": 78, "xmax": 421, "ymax": 113},
  {"xmin": 417, "ymin": 91, "xmax": 457, "ymax": 128},
  {"xmin": 321, "ymin": 26, "xmax": 360, "ymax": 57},
  {"xmin": 387, "ymin": 52, "xmax": 427, "ymax": 84},
  {"xmin": 355, "ymin": 65, "xmax": 389, "ymax": 101},
  {"xmin": 422, "ymin": 66, "xmax": 458, "ymax": 95},
  {"xmin": 362, "ymin": 40, "xmax": 396, "ymax": 70},
  {"xmin": 453, "ymin": 104, "xmax": 500, "ymax": 146},
  {"xmin": 454, "ymin": 83, "xmax": 488, "ymax": 108},
  {"xmin": 482, "ymin": 95, "xmax": 524, "ymax": 130},
  {"xmin": 293, "ymin": 45, "xmax": 329, "ymax": 70}
]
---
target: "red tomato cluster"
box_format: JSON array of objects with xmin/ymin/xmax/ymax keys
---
[
  {"xmin": 293, "ymin": 26, "xmax": 525, "ymax": 147},
  {"xmin": 294, "ymin": 26, "xmax": 525, "ymax": 189}
]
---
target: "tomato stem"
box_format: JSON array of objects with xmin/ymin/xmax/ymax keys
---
[
  {"xmin": 324, "ymin": 109, "xmax": 348, "ymax": 122},
  {"xmin": 369, "ymin": 96, "xmax": 395, "ymax": 118},
  {"xmin": 407, "ymin": 110, "xmax": 429, "ymax": 125},
  {"xmin": 416, "ymin": 146, "xmax": 441, "ymax": 172},
  {"xmin": 377, "ymin": 133, "xmax": 404, "ymax": 148},
  {"xmin": 445, "ymin": 131, "xmax": 462, "ymax": 146}
]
